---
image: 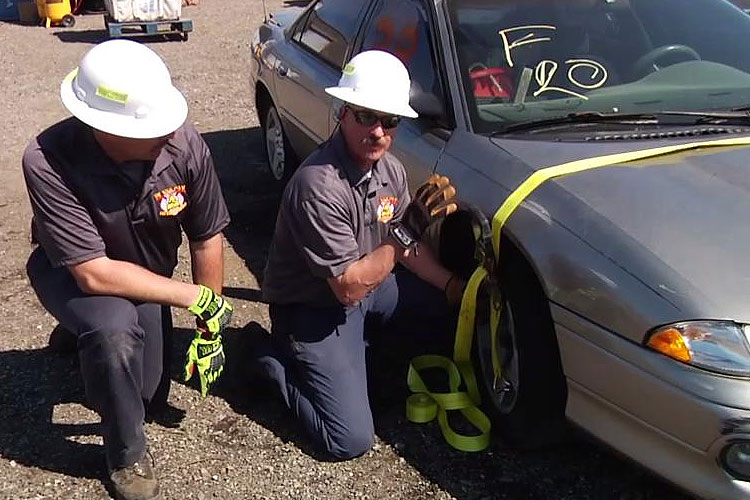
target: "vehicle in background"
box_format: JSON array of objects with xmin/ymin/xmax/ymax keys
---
[{"xmin": 251, "ymin": 1, "xmax": 750, "ymax": 498}]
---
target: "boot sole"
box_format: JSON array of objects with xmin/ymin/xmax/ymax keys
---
[{"xmin": 113, "ymin": 490, "xmax": 162, "ymax": 500}]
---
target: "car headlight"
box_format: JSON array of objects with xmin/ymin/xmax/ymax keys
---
[
  {"xmin": 646, "ymin": 321, "xmax": 750, "ymax": 376},
  {"xmin": 722, "ymin": 441, "xmax": 750, "ymax": 480}
]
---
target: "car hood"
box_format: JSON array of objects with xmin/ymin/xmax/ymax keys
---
[{"xmin": 493, "ymin": 137, "xmax": 750, "ymax": 324}]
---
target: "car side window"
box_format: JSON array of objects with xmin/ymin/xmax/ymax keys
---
[
  {"xmin": 295, "ymin": 0, "xmax": 368, "ymax": 68},
  {"xmin": 360, "ymin": 0, "xmax": 443, "ymax": 105}
]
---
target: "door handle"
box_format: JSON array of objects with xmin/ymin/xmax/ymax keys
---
[{"xmin": 276, "ymin": 63, "xmax": 288, "ymax": 77}]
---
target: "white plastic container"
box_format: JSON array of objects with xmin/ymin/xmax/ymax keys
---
[{"xmin": 104, "ymin": 0, "xmax": 181, "ymax": 22}]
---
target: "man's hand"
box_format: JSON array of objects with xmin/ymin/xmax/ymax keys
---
[
  {"xmin": 184, "ymin": 331, "xmax": 225, "ymax": 397},
  {"xmin": 396, "ymin": 175, "xmax": 458, "ymax": 244},
  {"xmin": 187, "ymin": 285, "xmax": 233, "ymax": 336}
]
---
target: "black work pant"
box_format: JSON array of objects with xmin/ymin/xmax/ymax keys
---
[
  {"xmin": 258, "ymin": 269, "xmax": 452, "ymax": 460},
  {"xmin": 27, "ymin": 248, "xmax": 172, "ymax": 469}
]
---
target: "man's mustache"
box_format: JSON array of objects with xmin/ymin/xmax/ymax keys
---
[{"xmin": 363, "ymin": 136, "xmax": 387, "ymax": 147}]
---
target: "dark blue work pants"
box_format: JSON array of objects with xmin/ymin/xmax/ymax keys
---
[
  {"xmin": 260, "ymin": 269, "xmax": 451, "ymax": 460},
  {"xmin": 26, "ymin": 248, "xmax": 171, "ymax": 469}
]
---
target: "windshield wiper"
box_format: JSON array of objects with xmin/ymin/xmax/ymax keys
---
[{"xmin": 493, "ymin": 110, "xmax": 750, "ymax": 135}]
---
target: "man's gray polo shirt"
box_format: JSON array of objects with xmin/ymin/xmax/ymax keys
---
[
  {"xmin": 263, "ymin": 131, "xmax": 410, "ymax": 306},
  {"xmin": 22, "ymin": 117, "xmax": 230, "ymax": 277}
]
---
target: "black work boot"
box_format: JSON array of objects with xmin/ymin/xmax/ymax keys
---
[
  {"xmin": 109, "ymin": 451, "xmax": 161, "ymax": 500},
  {"xmin": 48, "ymin": 324, "xmax": 77, "ymax": 355}
]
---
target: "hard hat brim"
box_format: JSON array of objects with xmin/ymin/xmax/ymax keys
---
[
  {"xmin": 325, "ymin": 87, "xmax": 418, "ymax": 119},
  {"xmin": 60, "ymin": 69, "xmax": 189, "ymax": 139}
]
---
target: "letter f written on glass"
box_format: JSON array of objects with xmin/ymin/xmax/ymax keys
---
[{"xmin": 498, "ymin": 25, "xmax": 556, "ymax": 68}]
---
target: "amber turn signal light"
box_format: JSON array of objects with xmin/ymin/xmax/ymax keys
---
[{"xmin": 647, "ymin": 327, "xmax": 691, "ymax": 362}]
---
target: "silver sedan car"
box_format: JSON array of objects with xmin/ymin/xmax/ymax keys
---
[{"xmin": 250, "ymin": 1, "xmax": 750, "ymax": 497}]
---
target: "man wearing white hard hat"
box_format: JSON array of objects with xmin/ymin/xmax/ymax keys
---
[
  {"xmin": 22, "ymin": 40, "xmax": 233, "ymax": 500},
  {"xmin": 260, "ymin": 50, "xmax": 466, "ymax": 459}
]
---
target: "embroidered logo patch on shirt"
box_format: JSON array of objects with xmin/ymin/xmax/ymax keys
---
[
  {"xmin": 154, "ymin": 185, "xmax": 187, "ymax": 216},
  {"xmin": 377, "ymin": 196, "xmax": 398, "ymax": 223}
]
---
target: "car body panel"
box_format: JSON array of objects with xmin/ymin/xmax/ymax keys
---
[
  {"xmin": 272, "ymin": 10, "xmax": 338, "ymax": 159},
  {"xmin": 550, "ymin": 145, "xmax": 750, "ymax": 324},
  {"xmin": 391, "ymin": 121, "xmax": 448, "ymax": 188},
  {"xmin": 252, "ymin": 6, "xmax": 334, "ymax": 161},
  {"xmin": 448, "ymin": 135, "xmax": 750, "ymax": 340},
  {"xmin": 557, "ymin": 304, "xmax": 750, "ymax": 499},
  {"xmin": 272, "ymin": 41, "xmax": 337, "ymax": 153}
]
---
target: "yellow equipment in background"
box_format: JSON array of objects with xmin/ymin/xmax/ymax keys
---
[{"xmin": 36, "ymin": 0, "xmax": 75, "ymax": 28}]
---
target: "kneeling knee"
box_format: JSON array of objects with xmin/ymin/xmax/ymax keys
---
[
  {"xmin": 79, "ymin": 305, "xmax": 140, "ymax": 340},
  {"xmin": 327, "ymin": 429, "xmax": 374, "ymax": 460},
  {"xmin": 77, "ymin": 308, "xmax": 142, "ymax": 359}
]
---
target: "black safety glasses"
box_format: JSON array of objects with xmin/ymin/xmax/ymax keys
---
[{"xmin": 348, "ymin": 107, "xmax": 401, "ymax": 130}]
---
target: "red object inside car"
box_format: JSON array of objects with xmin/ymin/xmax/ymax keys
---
[{"xmin": 470, "ymin": 67, "xmax": 513, "ymax": 99}]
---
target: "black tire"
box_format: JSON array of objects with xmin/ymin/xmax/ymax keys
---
[
  {"xmin": 260, "ymin": 100, "xmax": 298, "ymax": 187},
  {"xmin": 473, "ymin": 243, "xmax": 568, "ymax": 449},
  {"xmin": 61, "ymin": 14, "xmax": 75, "ymax": 27}
]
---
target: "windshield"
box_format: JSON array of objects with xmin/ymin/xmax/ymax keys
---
[{"xmin": 448, "ymin": 0, "xmax": 750, "ymax": 133}]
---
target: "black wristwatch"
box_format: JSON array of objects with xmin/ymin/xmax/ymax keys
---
[{"xmin": 389, "ymin": 223, "xmax": 418, "ymax": 250}]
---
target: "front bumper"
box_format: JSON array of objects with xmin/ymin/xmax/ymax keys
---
[{"xmin": 554, "ymin": 305, "xmax": 750, "ymax": 500}]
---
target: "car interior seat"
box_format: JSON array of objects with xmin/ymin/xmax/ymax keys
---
[{"xmin": 572, "ymin": 0, "xmax": 653, "ymax": 84}]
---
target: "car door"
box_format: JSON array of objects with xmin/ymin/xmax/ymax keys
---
[
  {"xmin": 274, "ymin": 0, "xmax": 370, "ymax": 159},
  {"xmin": 353, "ymin": 0, "xmax": 453, "ymax": 190}
]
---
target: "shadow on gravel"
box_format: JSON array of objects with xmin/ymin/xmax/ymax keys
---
[
  {"xmin": 202, "ymin": 127, "xmax": 279, "ymax": 288},
  {"xmin": 53, "ymin": 29, "xmax": 187, "ymax": 44},
  {"xmin": 171, "ymin": 323, "xmax": 327, "ymax": 458},
  {"xmin": 365, "ymin": 333, "xmax": 691, "ymax": 500},
  {"xmin": 0, "ymin": 333, "xmax": 103, "ymax": 480},
  {"xmin": 53, "ymin": 29, "xmax": 109, "ymax": 44}
]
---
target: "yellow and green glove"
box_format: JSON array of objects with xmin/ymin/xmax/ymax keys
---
[
  {"xmin": 187, "ymin": 284, "xmax": 233, "ymax": 336},
  {"xmin": 184, "ymin": 330, "xmax": 225, "ymax": 397},
  {"xmin": 185, "ymin": 285, "xmax": 232, "ymax": 396}
]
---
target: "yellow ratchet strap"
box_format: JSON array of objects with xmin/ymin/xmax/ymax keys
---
[
  {"xmin": 406, "ymin": 269, "xmax": 492, "ymax": 452},
  {"xmin": 407, "ymin": 135, "xmax": 750, "ymax": 451}
]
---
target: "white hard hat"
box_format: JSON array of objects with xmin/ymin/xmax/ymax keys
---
[
  {"xmin": 60, "ymin": 39, "xmax": 188, "ymax": 139},
  {"xmin": 325, "ymin": 50, "xmax": 418, "ymax": 118}
]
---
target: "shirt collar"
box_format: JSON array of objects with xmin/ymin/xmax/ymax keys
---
[
  {"xmin": 331, "ymin": 130, "xmax": 376, "ymax": 188},
  {"xmin": 75, "ymin": 119, "xmax": 170, "ymax": 178},
  {"xmin": 73, "ymin": 121, "xmax": 118, "ymax": 176}
]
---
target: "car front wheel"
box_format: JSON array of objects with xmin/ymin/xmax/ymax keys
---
[{"xmin": 474, "ymin": 251, "xmax": 568, "ymax": 449}]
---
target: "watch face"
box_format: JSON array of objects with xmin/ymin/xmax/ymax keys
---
[{"xmin": 391, "ymin": 224, "xmax": 416, "ymax": 248}]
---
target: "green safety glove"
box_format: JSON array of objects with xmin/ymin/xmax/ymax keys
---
[
  {"xmin": 187, "ymin": 284, "xmax": 233, "ymax": 336},
  {"xmin": 183, "ymin": 330, "xmax": 225, "ymax": 397}
]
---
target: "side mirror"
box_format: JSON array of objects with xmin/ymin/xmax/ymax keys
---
[{"xmin": 409, "ymin": 83, "xmax": 446, "ymax": 121}]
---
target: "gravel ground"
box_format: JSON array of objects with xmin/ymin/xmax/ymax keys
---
[{"xmin": 0, "ymin": 2, "xmax": 694, "ymax": 499}]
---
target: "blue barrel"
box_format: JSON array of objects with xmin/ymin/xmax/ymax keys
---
[{"xmin": 0, "ymin": 0, "xmax": 19, "ymax": 20}]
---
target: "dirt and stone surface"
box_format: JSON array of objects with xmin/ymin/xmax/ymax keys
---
[{"xmin": 0, "ymin": 1, "xmax": 693, "ymax": 499}]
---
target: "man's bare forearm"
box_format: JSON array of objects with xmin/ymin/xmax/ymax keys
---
[
  {"xmin": 68, "ymin": 257, "xmax": 201, "ymax": 308},
  {"xmin": 327, "ymin": 238, "xmax": 404, "ymax": 306},
  {"xmin": 400, "ymin": 242, "xmax": 452, "ymax": 291},
  {"xmin": 190, "ymin": 233, "xmax": 224, "ymax": 293}
]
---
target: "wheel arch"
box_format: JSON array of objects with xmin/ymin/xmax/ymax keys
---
[
  {"xmin": 436, "ymin": 206, "xmax": 553, "ymax": 307},
  {"xmin": 436, "ymin": 207, "xmax": 569, "ymax": 447},
  {"xmin": 255, "ymin": 82, "xmax": 272, "ymax": 125}
]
